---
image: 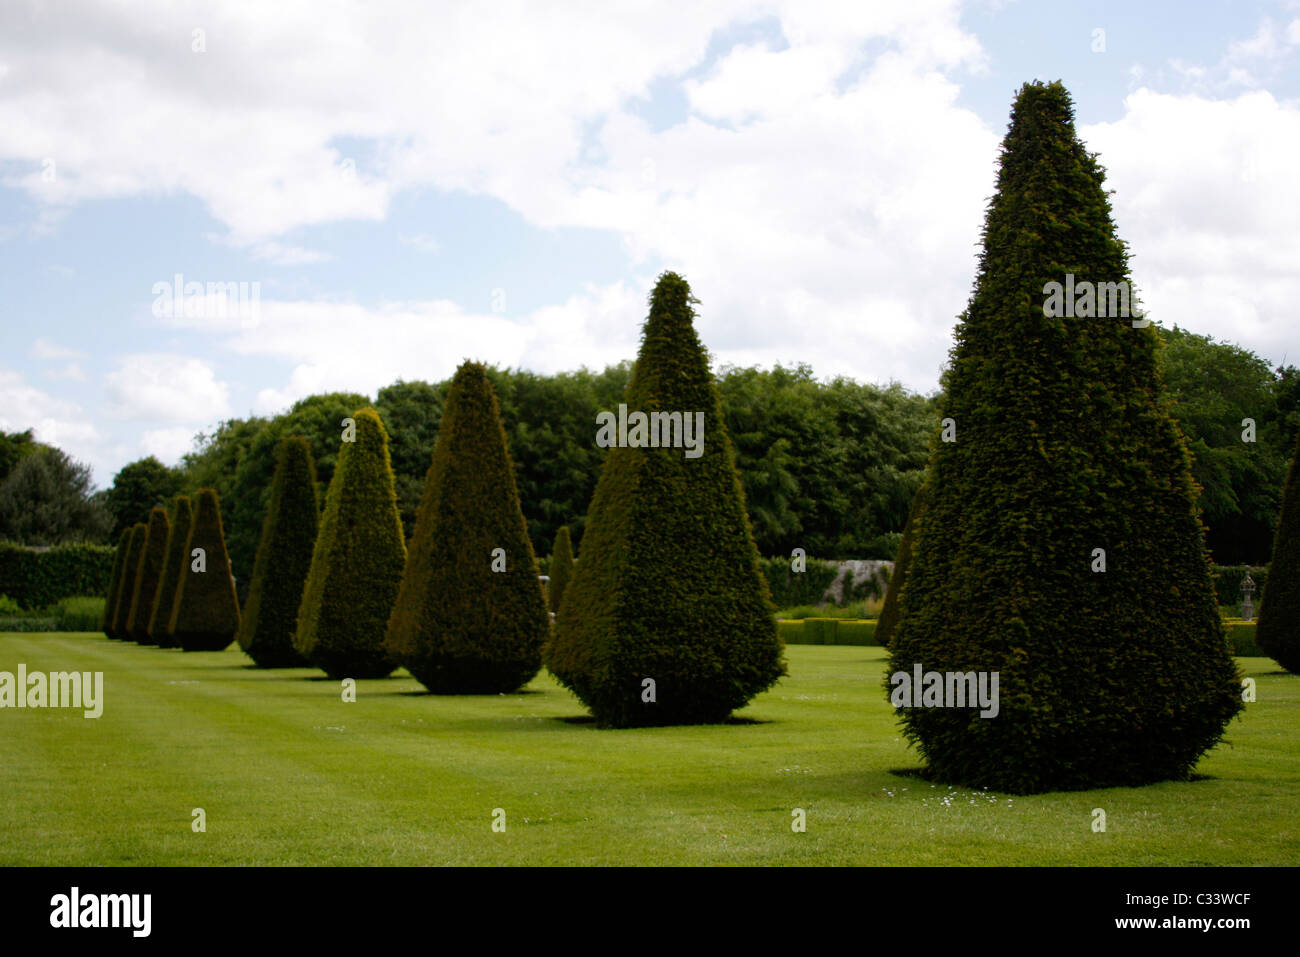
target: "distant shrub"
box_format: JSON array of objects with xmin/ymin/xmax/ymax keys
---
[
  {"xmin": 126, "ymin": 507, "xmax": 170, "ymax": 644},
  {"xmin": 0, "ymin": 594, "xmax": 20, "ymax": 615},
  {"xmin": 0, "ymin": 542, "xmax": 115, "ymax": 611},
  {"xmin": 110, "ymin": 525, "xmax": 147, "ymax": 640},
  {"xmin": 101, "ymin": 529, "xmax": 131, "ymax": 637},
  {"xmin": 239, "ymin": 437, "xmax": 319, "ymax": 668},
  {"xmin": 0, "ymin": 617, "xmax": 58, "ymax": 632},
  {"xmin": 169, "ymin": 489, "xmax": 240, "ymax": 652},
  {"xmin": 56, "ymin": 596, "xmax": 106, "ymax": 632},
  {"xmin": 758, "ymin": 556, "xmax": 838, "ymax": 608},
  {"xmin": 548, "ymin": 526, "xmax": 575, "ymax": 615},
  {"xmin": 149, "ymin": 495, "xmax": 192, "ymax": 648}
]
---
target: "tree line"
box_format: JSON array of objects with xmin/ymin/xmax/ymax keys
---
[{"xmin": 2, "ymin": 332, "xmax": 1297, "ymax": 584}]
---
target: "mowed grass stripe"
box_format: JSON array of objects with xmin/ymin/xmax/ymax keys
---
[{"xmin": 1, "ymin": 635, "xmax": 1296, "ymax": 865}]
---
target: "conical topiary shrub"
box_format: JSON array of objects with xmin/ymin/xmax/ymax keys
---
[
  {"xmin": 127, "ymin": 507, "xmax": 170, "ymax": 643},
  {"xmin": 169, "ymin": 488, "xmax": 240, "ymax": 651},
  {"xmin": 384, "ymin": 362, "xmax": 550, "ymax": 693},
  {"xmin": 295, "ymin": 407, "xmax": 405, "ymax": 679},
  {"xmin": 887, "ymin": 81, "xmax": 1242, "ymax": 794},
  {"xmin": 545, "ymin": 271, "xmax": 786, "ymax": 727},
  {"xmin": 875, "ymin": 482, "xmax": 929, "ymax": 648},
  {"xmin": 239, "ymin": 436, "xmax": 319, "ymax": 667},
  {"xmin": 548, "ymin": 525, "xmax": 575, "ymax": 615},
  {"xmin": 111, "ymin": 523, "xmax": 147, "ymax": 640},
  {"xmin": 1258, "ymin": 434, "xmax": 1300, "ymax": 673},
  {"xmin": 149, "ymin": 494, "xmax": 192, "ymax": 648},
  {"xmin": 101, "ymin": 528, "xmax": 131, "ymax": 638}
]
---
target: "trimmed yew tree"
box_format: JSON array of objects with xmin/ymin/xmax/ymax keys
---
[
  {"xmin": 888, "ymin": 81, "xmax": 1242, "ymax": 794},
  {"xmin": 295, "ymin": 408, "xmax": 405, "ymax": 679},
  {"xmin": 876, "ymin": 481, "xmax": 929, "ymax": 649},
  {"xmin": 149, "ymin": 494, "xmax": 192, "ymax": 648},
  {"xmin": 384, "ymin": 363, "xmax": 549, "ymax": 693},
  {"xmin": 239, "ymin": 436, "xmax": 319, "ymax": 667},
  {"xmin": 169, "ymin": 488, "xmax": 240, "ymax": 652},
  {"xmin": 548, "ymin": 525, "xmax": 575, "ymax": 614},
  {"xmin": 1257, "ymin": 434, "xmax": 1300, "ymax": 673},
  {"xmin": 545, "ymin": 272, "xmax": 786, "ymax": 727},
  {"xmin": 127, "ymin": 507, "xmax": 170, "ymax": 643},
  {"xmin": 111, "ymin": 523, "xmax": 147, "ymax": 639},
  {"xmin": 101, "ymin": 528, "xmax": 131, "ymax": 638}
]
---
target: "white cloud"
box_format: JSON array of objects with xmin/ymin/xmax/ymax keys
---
[
  {"xmin": 46, "ymin": 362, "xmax": 87, "ymax": 382},
  {"xmin": 139, "ymin": 427, "xmax": 199, "ymax": 465},
  {"xmin": 0, "ymin": 367, "xmax": 109, "ymax": 482},
  {"xmin": 30, "ymin": 337, "xmax": 86, "ymax": 360},
  {"xmin": 242, "ymin": 280, "xmax": 648, "ymax": 414},
  {"xmin": 104, "ymin": 354, "xmax": 231, "ymax": 423},
  {"xmin": 398, "ymin": 233, "xmax": 440, "ymax": 254},
  {"xmin": 1081, "ymin": 88, "xmax": 1300, "ymax": 367}
]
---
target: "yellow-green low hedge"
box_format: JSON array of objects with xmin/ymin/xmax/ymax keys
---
[
  {"xmin": 778, "ymin": 618, "xmax": 879, "ymax": 646},
  {"xmin": 1222, "ymin": 619, "xmax": 1263, "ymax": 657}
]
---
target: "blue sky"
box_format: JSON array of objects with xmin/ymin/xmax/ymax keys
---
[{"xmin": 1, "ymin": 0, "xmax": 1298, "ymax": 487}]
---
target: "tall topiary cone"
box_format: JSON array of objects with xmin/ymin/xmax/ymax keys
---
[
  {"xmin": 169, "ymin": 488, "xmax": 240, "ymax": 651},
  {"xmin": 548, "ymin": 525, "xmax": 575, "ymax": 615},
  {"xmin": 127, "ymin": 507, "xmax": 171, "ymax": 643},
  {"xmin": 101, "ymin": 528, "xmax": 131, "ymax": 638},
  {"xmin": 239, "ymin": 436, "xmax": 319, "ymax": 667},
  {"xmin": 876, "ymin": 481, "xmax": 930, "ymax": 649},
  {"xmin": 1257, "ymin": 434, "xmax": 1300, "ymax": 673},
  {"xmin": 384, "ymin": 363, "xmax": 549, "ymax": 693},
  {"xmin": 295, "ymin": 408, "xmax": 405, "ymax": 679},
  {"xmin": 111, "ymin": 523, "xmax": 147, "ymax": 639},
  {"xmin": 545, "ymin": 271, "xmax": 786, "ymax": 727},
  {"xmin": 149, "ymin": 495, "xmax": 192, "ymax": 648},
  {"xmin": 888, "ymin": 81, "xmax": 1242, "ymax": 794}
]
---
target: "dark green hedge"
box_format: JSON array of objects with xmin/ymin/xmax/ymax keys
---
[
  {"xmin": 0, "ymin": 542, "xmax": 115, "ymax": 611},
  {"xmin": 546, "ymin": 272, "xmax": 786, "ymax": 727},
  {"xmin": 101, "ymin": 529, "xmax": 131, "ymax": 637},
  {"xmin": 239, "ymin": 437, "xmax": 318, "ymax": 668},
  {"xmin": 384, "ymin": 363, "xmax": 549, "ymax": 693},
  {"xmin": 548, "ymin": 526, "xmax": 574, "ymax": 615},
  {"xmin": 170, "ymin": 489, "xmax": 240, "ymax": 652},
  {"xmin": 877, "ymin": 483, "xmax": 929, "ymax": 647},
  {"xmin": 110, "ymin": 525, "xmax": 147, "ymax": 640},
  {"xmin": 758, "ymin": 556, "xmax": 839, "ymax": 609},
  {"xmin": 126, "ymin": 507, "xmax": 170, "ymax": 644},
  {"xmin": 887, "ymin": 81, "xmax": 1242, "ymax": 794},
  {"xmin": 1257, "ymin": 433, "xmax": 1300, "ymax": 672},
  {"xmin": 149, "ymin": 495, "xmax": 192, "ymax": 648},
  {"xmin": 295, "ymin": 408, "xmax": 405, "ymax": 679}
]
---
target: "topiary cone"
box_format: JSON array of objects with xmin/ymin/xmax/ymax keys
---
[
  {"xmin": 295, "ymin": 408, "xmax": 405, "ymax": 680},
  {"xmin": 545, "ymin": 271, "xmax": 786, "ymax": 727},
  {"xmin": 170, "ymin": 488, "xmax": 240, "ymax": 652}
]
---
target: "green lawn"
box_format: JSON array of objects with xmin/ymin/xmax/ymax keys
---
[{"xmin": 1, "ymin": 633, "xmax": 1296, "ymax": 865}]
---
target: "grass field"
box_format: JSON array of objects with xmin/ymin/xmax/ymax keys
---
[{"xmin": 1, "ymin": 632, "xmax": 1296, "ymax": 866}]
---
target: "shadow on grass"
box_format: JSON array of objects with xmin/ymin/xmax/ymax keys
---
[
  {"xmin": 391, "ymin": 688, "xmax": 546, "ymax": 698},
  {"xmin": 550, "ymin": 714, "xmax": 775, "ymax": 728},
  {"xmin": 886, "ymin": 765, "xmax": 1219, "ymax": 788}
]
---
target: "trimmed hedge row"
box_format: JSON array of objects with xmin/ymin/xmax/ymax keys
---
[
  {"xmin": 0, "ymin": 542, "xmax": 115, "ymax": 610},
  {"xmin": 758, "ymin": 556, "xmax": 839, "ymax": 609},
  {"xmin": 777, "ymin": 618, "xmax": 879, "ymax": 646},
  {"xmin": 776, "ymin": 617, "xmax": 1264, "ymax": 655},
  {"xmin": 1223, "ymin": 619, "xmax": 1264, "ymax": 657}
]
